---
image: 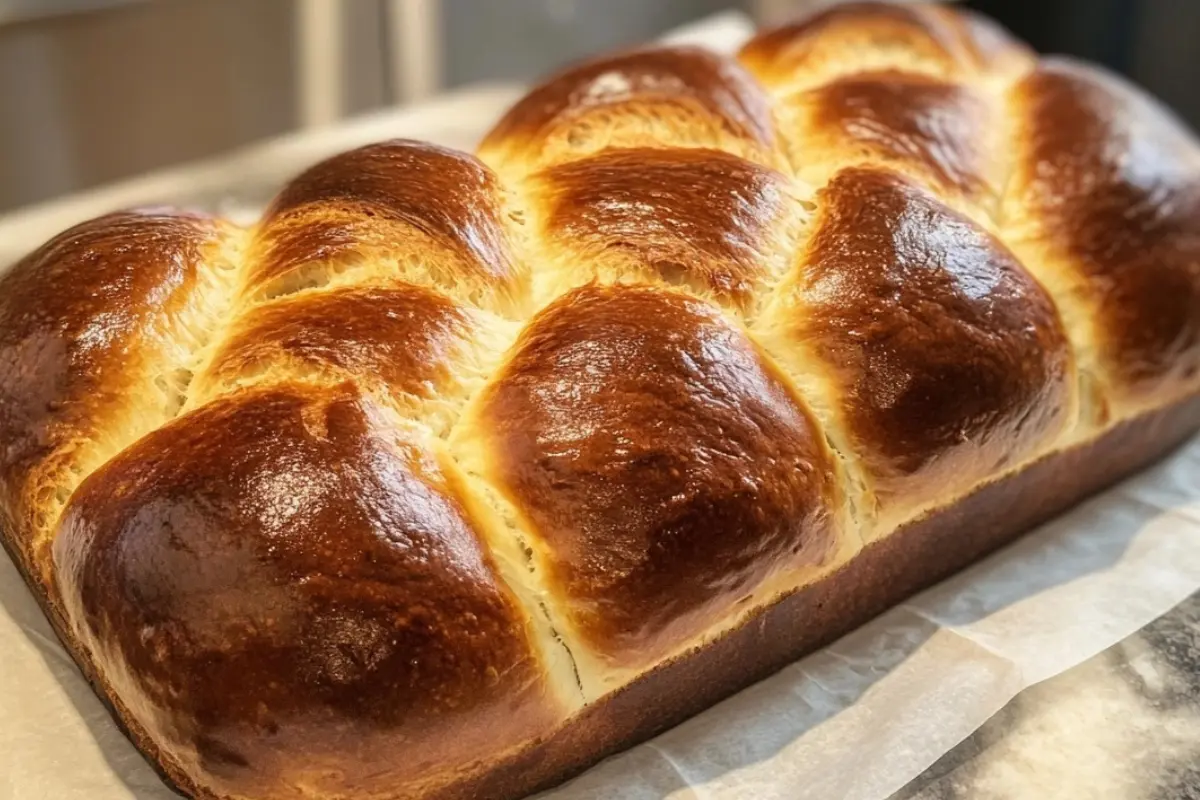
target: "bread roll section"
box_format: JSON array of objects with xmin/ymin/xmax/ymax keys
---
[
  {"xmin": 454, "ymin": 285, "xmax": 845, "ymax": 693},
  {"xmin": 526, "ymin": 147, "xmax": 801, "ymax": 310},
  {"xmin": 193, "ymin": 139, "xmax": 527, "ymax": 429},
  {"xmin": 0, "ymin": 4, "xmax": 1198, "ymax": 800},
  {"xmin": 1003, "ymin": 59, "xmax": 1200, "ymax": 422},
  {"xmin": 478, "ymin": 46, "xmax": 784, "ymax": 176},
  {"xmin": 738, "ymin": 2, "xmax": 1033, "ymax": 91},
  {"xmin": 756, "ymin": 167, "xmax": 1074, "ymax": 537},
  {"xmin": 0, "ymin": 210, "xmax": 239, "ymax": 583},
  {"xmin": 246, "ymin": 140, "xmax": 528, "ymax": 316},
  {"xmin": 52, "ymin": 385, "xmax": 574, "ymax": 800},
  {"xmin": 773, "ymin": 71, "xmax": 998, "ymax": 215}
]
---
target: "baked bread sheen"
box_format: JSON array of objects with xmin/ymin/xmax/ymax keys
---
[{"xmin": 2, "ymin": 3, "xmax": 1200, "ymax": 799}]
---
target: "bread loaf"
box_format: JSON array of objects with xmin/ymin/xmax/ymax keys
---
[{"xmin": 3, "ymin": 3, "xmax": 1200, "ymax": 798}]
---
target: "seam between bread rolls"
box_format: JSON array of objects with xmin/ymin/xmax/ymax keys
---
[{"xmin": 28, "ymin": 220, "xmax": 248, "ymax": 580}]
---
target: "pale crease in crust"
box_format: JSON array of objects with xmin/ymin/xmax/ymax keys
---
[
  {"xmin": 0, "ymin": 3, "xmax": 1197, "ymax": 799},
  {"xmin": 6, "ymin": 219, "xmax": 248, "ymax": 581}
]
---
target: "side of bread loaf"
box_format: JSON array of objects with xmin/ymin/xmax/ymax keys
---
[{"xmin": 2, "ymin": 3, "xmax": 1199, "ymax": 799}]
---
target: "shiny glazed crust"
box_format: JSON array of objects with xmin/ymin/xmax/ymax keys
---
[{"xmin": 2, "ymin": 3, "xmax": 1200, "ymax": 799}]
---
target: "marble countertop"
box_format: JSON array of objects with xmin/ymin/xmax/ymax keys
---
[{"xmin": 893, "ymin": 591, "xmax": 1200, "ymax": 800}]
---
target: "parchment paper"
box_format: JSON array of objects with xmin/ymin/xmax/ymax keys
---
[{"xmin": 2, "ymin": 11, "xmax": 1200, "ymax": 800}]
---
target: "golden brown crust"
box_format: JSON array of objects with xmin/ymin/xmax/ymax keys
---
[
  {"xmin": 478, "ymin": 46, "xmax": 781, "ymax": 174},
  {"xmin": 1005, "ymin": 59, "xmax": 1200, "ymax": 413},
  {"xmin": 0, "ymin": 209, "xmax": 231, "ymax": 581},
  {"xmin": 7, "ymin": 391, "xmax": 1197, "ymax": 800},
  {"xmin": 467, "ymin": 285, "xmax": 839, "ymax": 668},
  {"xmin": 739, "ymin": 1, "xmax": 1032, "ymax": 91},
  {"xmin": 528, "ymin": 147, "xmax": 797, "ymax": 309},
  {"xmin": 52, "ymin": 383, "xmax": 567, "ymax": 799},
  {"xmin": 248, "ymin": 140, "xmax": 525, "ymax": 313},
  {"xmin": 451, "ymin": 390, "xmax": 1200, "ymax": 800},
  {"xmin": 0, "ymin": 4, "xmax": 1198, "ymax": 800},
  {"xmin": 762, "ymin": 168, "xmax": 1073, "ymax": 531},
  {"xmin": 778, "ymin": 70, "xmax": 996, "ymax": 209},
  {"xmin": 195, "ymin": 282, "xmax": 474, "ymax": 408}
]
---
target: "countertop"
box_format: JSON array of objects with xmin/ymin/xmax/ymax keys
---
[{"xmin": 893, "ymin": 591, "xmax": 1200, "ymax": 800}]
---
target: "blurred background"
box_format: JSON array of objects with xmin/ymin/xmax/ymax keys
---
[{"xmin": 0, "ymin": 0, "xmax": 1196, "ymax": 214}]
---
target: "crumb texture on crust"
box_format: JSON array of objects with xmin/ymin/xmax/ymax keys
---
[{"xmin": 0, "ymin": 3, "xmax": 1198, "ymax": 799}]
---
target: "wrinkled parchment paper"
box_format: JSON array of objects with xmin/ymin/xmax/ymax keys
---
[{"xmin": 2, "ymin": 11, "xmax": 1200, "ymax": 800}]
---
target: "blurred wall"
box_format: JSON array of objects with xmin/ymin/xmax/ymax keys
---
[
  {"xmin": 0, "ymin": 0, "xmax": 749, "ymax": 213},
  {"xmin": 0, "ymin": 0, "xmax": 390, "ymax": 212},
  {"xmin": 967, "ymin": 0, "xmax": 1200, "ymax": 128},
  {"xmin": 2, "ymin": 0, "xmax": 1198, "ymax": 215},
  {"xmin": 441, "ymin": 0, "xmax": 736, "ymax": 85},
  {"xmin": 0, "ymin": 0, "xmax": 298, "ymax": 211}
]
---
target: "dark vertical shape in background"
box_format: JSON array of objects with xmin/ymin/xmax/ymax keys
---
[{"xmin": 964, "ymin": 0, "xmax": 1200, "ymax": 127}]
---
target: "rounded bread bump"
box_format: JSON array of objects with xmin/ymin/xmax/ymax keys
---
[
  {"xmin": 192, "ymin": 281, "xmax": 477, "ymax": 410},
  {"xmin": 757, "ymin": 167, "xmax": 1074, "ymax": 534},
  {"xmin": 526, "ymin": 146, "xmax": 798, "ymax": 310},
  {"xmin": 0, "ymin": 209, "xmax": 235, "ymax": 580},
  {"xmin": 771, "ymin": 69, "xmax": 999, "ymax": 212},
  {"xmin": 52, "ymin": 383, "xmax": 569, "ymax": 800},
  {"xmin": 738, "ymin": 0, "xmax": 1034, "ymax": 92},
  {"xmin": 247, "ymin": 139, "xmax": 527, "ymax": 314},
  {"xmin": 1004, "ymin": 58, "xmax": 1200, "ymax": 415},
  {"xmin": 478, "ymin": 45, "xmax": 784, "ymax": 176},
  {"xmin": 461, "ymin": 284, "xmax": 841, "ymax": 672}
]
